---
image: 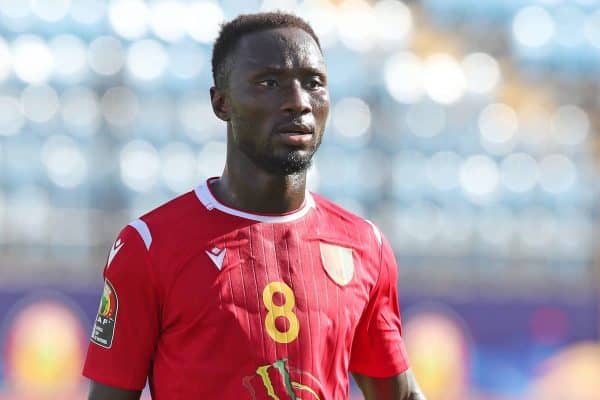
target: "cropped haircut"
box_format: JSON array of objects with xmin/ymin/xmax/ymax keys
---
[{"xmin": 211, "ymin": 12, "xmax": 322, "ymax": 90}]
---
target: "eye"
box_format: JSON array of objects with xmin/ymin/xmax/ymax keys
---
[
  {"xmin": 257, "ymin": 79, "xmax": 278, "ymax": 88},
  {"xmin": 305, "ymin": 78, "xmax": 324, "ymax": 90}
]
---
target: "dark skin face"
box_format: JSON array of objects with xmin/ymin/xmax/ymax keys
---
[{"xmin": 209, "ymin": 27, "xmax": 330, "ymax": 213}]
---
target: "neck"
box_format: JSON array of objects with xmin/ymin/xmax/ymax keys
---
[{"xmin": 210, "ymin": 148, "xmax": 308, "ymax": 215}]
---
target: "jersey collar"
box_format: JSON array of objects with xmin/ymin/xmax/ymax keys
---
[{"xmin": 194, "ymin": 177, "xmax": 315, "ymax": 223}]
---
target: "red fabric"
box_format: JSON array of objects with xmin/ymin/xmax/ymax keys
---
[
  {"xmin": 83, "ymin": 224, "xmax": 160, "ymax": 390},
  {"xmin": 83, "ymin": 183, "xmax": 409, "ymax": 399},
  {"xmin": 348, "ymin": 235, "xmax": 410, "ymax": 377}
]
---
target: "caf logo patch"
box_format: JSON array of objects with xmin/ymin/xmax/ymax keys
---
[
  {"xmin": 320, "ymin": 243, "xmax": 354, "ymax": 286},
  {"xmin": 91, "ymin": 279, "xmax": 118, "ymax": 348}
]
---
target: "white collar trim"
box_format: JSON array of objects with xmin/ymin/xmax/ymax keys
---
[{"xmin": 194, "ymin": 178, "xmax": 315, "ymax": 223}]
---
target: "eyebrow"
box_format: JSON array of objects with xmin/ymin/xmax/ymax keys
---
[{"xmin": 248, "ymin": 65, "xmax": 327, "ymax": 79}]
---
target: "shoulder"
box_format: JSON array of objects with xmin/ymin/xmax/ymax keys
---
[
  {"xmin": 125, "ymin": 190, "xmax": 210, "ymax": 256},
  {"xmin": 311, "ymin": 193, "xmax": 383, "ymax": 248},
  {"xmin": 138, "ymin": 190, "xmax": 204, "ymax": 232}
]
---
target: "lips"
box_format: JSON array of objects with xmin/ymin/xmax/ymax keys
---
[
  {"xmin": 276, "ymin": 123, "xmax": 314, "ymax": 136},
  {"xmin": 275, "ymin": 123, "xmax": 315, "ymax": 146}
]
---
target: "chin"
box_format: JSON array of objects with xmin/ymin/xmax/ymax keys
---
[{"xmin": 262, "ymin": 152, "xmax": 314, "ymax": 175}]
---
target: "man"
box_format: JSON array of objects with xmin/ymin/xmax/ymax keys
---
[{"xmin": 83, "ymin": 12, "xmax": 425, "ymax": 400}]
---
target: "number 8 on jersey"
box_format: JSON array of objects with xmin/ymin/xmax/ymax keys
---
[{"xmin": 262, "ymin": 281, "xmax": 299, "ymax": 344}]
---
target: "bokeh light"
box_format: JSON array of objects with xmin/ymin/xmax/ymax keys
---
[
  {"xmin": 500, "ymin": 153, "xmax": 539, "ymax": 193},
  {"xmin": 101, "ymin": 86, "xmax": 139, "ymax": 127},
  {"xmin": 0, "ymin": 37, "xmax": 12, "ymax": 83},
  {"xmin": 126, "ymin": 39, "xmax": 168, "ymax": 81},
  {"xmin": 261, "ymin": 0, "xmax": 298, "ymax": 13},
  {"xmin": 332, "ymin": 97, "xmax": 371, "ymax": 138},
  {"xmin": 60, "ymin": 87, "xmax": 101, "ymax": 135},
  {"xmin": 0, "ymin": 0, "xmax": 30, "ymax": 19},
  {"xmin": 41, "ymin": 135, "xmax": 88, "ymax": 188},
  {"xmin": 426, "ymin": 151, "xmax": 461, "ymax": 191},
  {"xmin": 120, "ymin": 140, "xmax": 160, "ymax": 192},
  {"xmin": 551, "ymin": 105, "xmax": 589, "ymax": 146},
  {"xmin": 179, "ymin": 95, "xmax": 223, "ymax": 143},
  {"xmin": 528, "ymin": 343, "xmax": 600, "ymax": 399},
  {"xmin": 11, "ymin": 35, "xmax": 54, "ymax": 84},
  {"xmin": 478, "ymin": 103, "xmax": 518, "ymax": 154},
  {"xmin": 583, "ymin": 9, "xmax": 600, "ymax": 49},
  {"xmin": 186, "ymin": 1, "xmax": 225, "ymax": 44},
  {"xmin": 459, "ymin": 155, "xmax": 500, "ymax": 201},
  {"xmin": 30, "ymin": 0, "xmax": 72, "ymax": 23},
  {"xmin": 423, "ymin": 54, "xmax": 466, "ymax": 104},
  {"xmin": 373, "ymin": 0, "xmax": 413, "ymax": 49},
  {"xmin": 404, "ymin": 310, "xmax": 469, "ymax": 400},
  {"xmin": 405, "ymin": 101, "xmax": 446, "ymax": 138},
  {"xmin": 21, "ymin": 85, "xmax": 60, "ymax": 123},
  {"xmin": 5, "ymin": 300, "xmax": 86, "ymax": 395},
  {"xmin": 462, "ymin": 52, "xmax": 501, "ymax": 94},
  {"xmin": 553, "ymin": 5, "xmax": 585, "ymax": 48},
  {"xmin": 50, "ymin": 34, "xmax": 88, "ymax": 82},
  {"xmin": 385, "ymin": 52, "xmax": 423, "ymax": 104},
  {"xmin": 538, "ymin": 154, "xmax": 577, "ymax": 193},
  {"xmin": 198, "ymin": 141, "xmax": 226, "ymax": 179},
  {"xmin": 87, "ymin": 36, "xmax": 125, "ymax": 76},
  {"xmin": 0, "ymin": 96, "xmax": 25, "ymax": 136},
  {"xmin": 149, "ymin": 0, "xmax": 188, "ymax": 42},
  {"xmin": 512, "ymin": 6, "xmax": 555, "ymax": 48},
  {"xmin": 108, "ymin": 0, "xmax": 149, "ymax": 40},
  {"xmin": 69, "ymin": 0, "xmax": 105, "ymax": 25},
  {"xmin": 168, "ymin": 43, "xmax": 205, "ymax": 80},
  {"xmin": 337, "ymin": 0, "xmax": 376, "ymax": 53},
  {"xmin": 519, "ymin": 104, "xmax": 552, "ymax": 147},
  {"xmin": 160, "ymin": 142, "xmax": 198, "ymax": 193},
  {"xmin": 296, "ymin": 0, "xmax": 337, "ymax": 48}
]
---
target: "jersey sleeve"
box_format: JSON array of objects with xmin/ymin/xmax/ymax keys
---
[
  {"xmin": 349, "ymin": 232, "xmax": 410, "ymax": 377},
  {"xmin": 82, "ymin": 222, "xmax": 160, "ymax": 390}
]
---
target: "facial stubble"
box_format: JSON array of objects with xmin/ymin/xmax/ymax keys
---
[{"xmin": 236, "ymin": 127, "xmax": 323, "ymax": 176}]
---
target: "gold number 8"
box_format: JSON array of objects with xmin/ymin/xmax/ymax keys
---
[{"xmin": 263, "ymin": 281, "xmax": 299, "ymax": 344}]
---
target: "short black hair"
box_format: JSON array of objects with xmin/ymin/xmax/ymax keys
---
[{"xmin": 211, "ymin": 11, "xmax": 322, "ymax": 90}]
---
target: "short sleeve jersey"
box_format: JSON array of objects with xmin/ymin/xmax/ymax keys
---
[{"xmin": 83, "ymin": 178, "xmax": 409, "ymax": 399}]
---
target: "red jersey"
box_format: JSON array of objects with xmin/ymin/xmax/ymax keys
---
[{"xmin": 83, "ymin": 178, "xmax": 409, "ymax": 399}]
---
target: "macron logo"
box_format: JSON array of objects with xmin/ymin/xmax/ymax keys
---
[
  {"xmin": 206, "ymin": 247, "xmax": 226, "ymax": 271},
  {"xmin": 107, "ymin": 238, "xmax": 124, "ymax": 269}
]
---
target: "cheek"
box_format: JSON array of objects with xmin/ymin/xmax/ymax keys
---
[
  {"xmin": 313, "ymin": 94, "xmax": 330, "ymax": 123},
  {"xmin": 229, "ymin": 100, "xmax": 275, "ymax": 145},
  {"xmin": 230, "ymin": 99, "xmax": 268, "ymax": 129},
  {"xmin": 232, "ymin": 96, "xmax": 270, "ymax": 123}
]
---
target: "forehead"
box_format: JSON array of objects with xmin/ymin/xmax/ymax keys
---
[{"xmin": 232, "ymin": 27, "xmax": 325, "ymax": 72}]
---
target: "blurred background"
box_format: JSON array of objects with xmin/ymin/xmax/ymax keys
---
[{"xmin": 0, "ymin": 0, "xmax": 599, "ymax": 399}]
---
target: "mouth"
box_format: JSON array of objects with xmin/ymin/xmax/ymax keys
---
[
  {"xmin": 276, "ymin": 123, "xmax": 314, "ymax": 136},
  {"xmin": 275, "ymin": 124, "xmax": 315, "ymax": 146}
]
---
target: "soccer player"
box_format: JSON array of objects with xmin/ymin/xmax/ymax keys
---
[{"xmin": 83, "ymin": 12, "xmax": 425, "ymax": 400}]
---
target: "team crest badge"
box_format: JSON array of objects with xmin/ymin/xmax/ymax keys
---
[
  {"xmin": 91, "ymin": 279, "xmax": 118, "ymax": 348},
  {"xmin": 319, "ymin": 243, "xmax": 354, "ymax": 286}
]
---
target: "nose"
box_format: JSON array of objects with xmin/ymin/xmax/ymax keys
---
[{"xmin": 280, "ymin": 81, "xmax": 312, "ymax": 116}]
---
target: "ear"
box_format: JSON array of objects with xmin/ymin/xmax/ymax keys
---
[{"xmin": 210, "ymin": 86, "xmax": 230, "ymax": 122}]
